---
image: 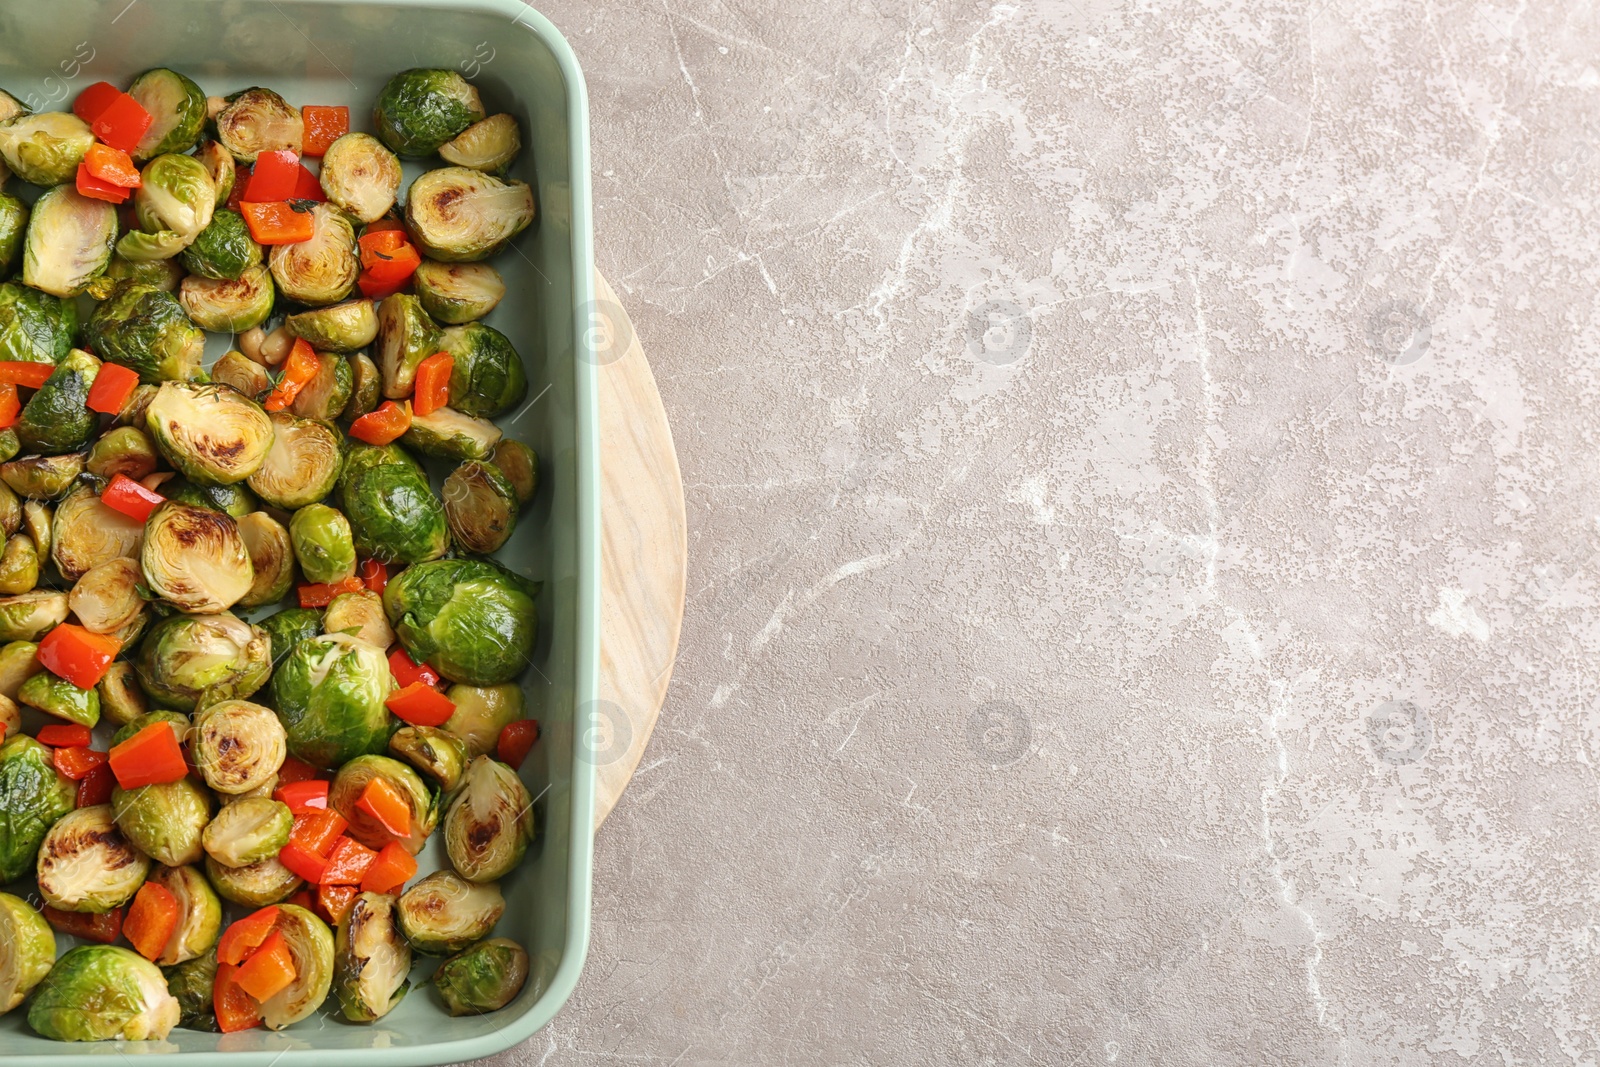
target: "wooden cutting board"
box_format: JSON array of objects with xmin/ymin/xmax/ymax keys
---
[{"xmin": 591, "ymin": 271, "xmax": 685, "ymax": 829}]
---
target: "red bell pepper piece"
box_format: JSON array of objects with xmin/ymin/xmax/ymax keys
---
[
  {"xmin": 72, "ymin": 81, "xmax": 122, "ymax": 124},
  {"xmin": 217, "ymin": 906, "xmax": 281, "ymax": 965},
  {"xmin": 227, "ymin": 163, "xmax": 251, "ymax": 213},
  {"xmin": 91, "ymin": 92, "xmax": 154, "ymax": 153},
  {"xmin": 101, "ymin": 472, "xmax": 165, "ymax": 523},
  {"xmin": 85, "ymin": 362, "xmax": 140, "ymax": 415},
  {"xmin": 0, "ymin": 384, "xmax": 18, "ymax": 430},
  {"xmin": 358, "ymin": 230, "xmax": 421, "ymax": 281},
  {"xmin": 316, "ymin": 883, "xmax": 359, "ymax": 925},
  {"xmin": 108, "ymin": 720, "xmax": 187, "ymax": 789},
  {"xmin": 84, "ymin": 143, "xmax": 142, "ymax": 187},
  {"xmin": 262, "ymin": 338, "xmax": 318, "ymax": 412},
  {"xmin": 75, "ymin": 164, "xmax": 131, "ymax": 204},
  {"xmin": 53, "ymin": 745, "xmax": 108, "ymax": 782},
  {"xmin": 125, "ymin": 881, "xmax": 180, "ymax": 962},
  {"xmin": 234, "ymin": 930, "xmax": 298, "ymax": 1002},
  {"xmin": 288, "ymin": 809, "xmax": 348, "ymax": 856},
  {"xmin": 363, "ymin": 217, "xmax": 408, "ymax": 235},
  {"xmin": 77, "ymin": 762, "xmax": 114, "ymax": 807},
  {"xmin": 275, "ymin": 779, "xmax": 329, "ymax": 815},
  {"xmin": 387, "ymin": 646, "xmax": 440, "ymax": 688},
  {"xmin": 349, "ymin": 401, "xmax": 411, "ymax": 445},
  {"xmin": 385, "ymin": 680, "xmax": 455, "ymax": 727},
  {"xmin": 301, "ymin": 105, "xmax": 349, "ymax": 156},
  {"xmin": 245, "ymin": 149, "xmax": 300, "ymax": 202},
  {"xmin": 319, "ymin": 835, "xmax": 378, "ymax": 886},
  {"xmin": 43, "ymin": 904, "xmax": 122, "ymax": 943},
  {"xmin": 277, "ymin": 755, "xmax": 323, "ymax": 785},
  {"xmin": 286, "ymin": 888, "xmax": 316, "ymax": 912},
  {"xmin": 357, "ymin": 272, "xmax": 410, "ymax": 301},
  {"xmin": 37, "ymin": 624, "xmax": 121, "ymax": 690},
  {"xmin": 359, "ymin": 558, "xmax": 388, "ymax": 594},
  {"xmin": 278, "ymin": 840, "xmax": 329, "ymax": 883},
  {"xmin": 355, "ymin": 777, "xmax": 412, "ymax": 839},
  {"xmin": 359, "ymin": 842, "xmax": 418, "ymax": 894},
  {"xmin": 36, "ymin": 724, "xmax": 92, "ymax": 748},
  {"xmin": 292, "ymin": 164, "xmax": 325, "ymax": 202},
  {"xmin": 214, "ymin": 963, "xmax": 262, "ymax": 1033},
  {"xmin": 497, "ymin": 719, "xmax": 540, "ymax": 769},
  {"xmin": 241, "ymin": 200, "xmax": 316, "ymax": 244},
  {"xmin": 411, "ymin": 352, "xmax": 452, "ymax": 416},
  {"xmin": 0, "ymin": 361, "xmax": 56, "ymax": 389},
  {"xmin": 297, "ymin": 575, "xmax": 365, "ymax": 608}
]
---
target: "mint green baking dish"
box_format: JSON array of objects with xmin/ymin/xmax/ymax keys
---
[{"xmin": 0, "ymin": 0, "xmax": 598, "ymax": 1062}]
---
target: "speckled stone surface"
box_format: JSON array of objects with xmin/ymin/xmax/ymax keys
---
[{"xmin": 483, "ymin": 0, "xmax": 1600, "ymax": 1063}]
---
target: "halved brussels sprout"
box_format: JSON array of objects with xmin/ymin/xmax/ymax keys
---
[
  {"xmin": 202, "ymin": 795, "xmax": 291, "ymax": 868},
  {"xmin": 179, "ymin": 262, "xmax": 274, "ymax": 332},
  {"xmin": 438, "ymin": 113, "xmax": 522, "ymax": 174},
  {"xmin": 0, "ymin": 482, "xmax": 16, "ymax": 538},
  {"xmin": 197, "ymin": 138, "xmax": 235, "ymax": 208},
  {"xmin": 0, "ymin": 111, "xmax": 94, "ymax": 185},
  {"xmin": 330, "ymin": 754, "xmax": 436, "ymax": 854},
  {"xmin": 247, "ymin": 411, "xmax": 342, "ymax": 510},
  {"xmin": 98, "ymin": 661, "xmax": 149, "ymax": 726},
  {"xmin": 115, "ymin": 384, "xmax": 159, "ymax": 427},
  {"xmin": 290, "ymin": 502, "xmax": 356, "ymax": 584},
  {"xmin": 443, "ymin": 460, "xmax": 517, "ymax": 555},
  {"xmin": 0, "ymin": 535, "xmax": 36, "ymax": 595},
  {"xmin": 37, "ymin": 804, "xmax": 149, "ymax": 911},
  {"xmin": 0, "ymin": 693, "xmax": 17, "ymax": 737},
  {"xmin": 259, "ymin": 903, "xmax": 334, "ymax": 1030},
  {"xmin": 137, "ymin": 611, "xmax": 269, "ymax": 712},
  {"xmin": 0, "ymin": 430, "xmax": 17, "ymax": 465},
  {"xmin": 53, "ymin": 484, "xmax": 145, "ymax": 582},
  {"xmin": 27, "ymin": 945, "xmax": 180, "ymax": 1041},
  {"xmin": 335, "ymin": 890, "xmax": 411, "ymax": 1023},
  {"xmin": 111, "ymin": 776, "xmax": 210, "ymax": 867},
  {"xmin": 439, "ymin": 322, "xmax": 527, "ymax": 418},
  {"xmin": 0, "ymin": 280, "xmax": 76, "ymax": 364},
  {"xmin": 180, "ymin": 208, "xmax": 263, "ymax": 280},
  {"xmin": 142, "ymin": 502, "xmax": 254, "ymax": 613},
  {"xmin": 432, "ymin": 937, "xmax": 529, "ymax": 1016},
  {"xmin": 260, "ymin": 607, "xmax": 322, "ymax": 669},
  {"xmin": 133, "ymin": 152, "xmax": 216, "ymax": 246},
  {"xmin": 320, "ymin": 133, "xmax": 402, "ymax": 223},
  {"xmin": 215, "ymin": 87, "xmax": 303, "ymax": 163},
  {"xmin": 192, "ymin": 698, "xmax": 285, "ymax": 795},
  {"xmin": 110, "ymin": 708, "xmax": 187, "ymax": 750},
  {"xmin": 222, "ymin": 774, "xmax": 279, "ymax": 804},
  {"xmin": 414, "ymin": 260, "xmax": 505, "ymax": 325},
  {"xmin": 22, "ymin": 186, "xmax": 118, "ymax": 297},
  {"xmin": 289, "ymin": 351, "xmax": 353, "ymax": 421},
  {"xmin": 19, "ymin": 670, "xmax": 99, "ymax": 727},
  {"xmin": 268, "ymin": 202, "xmax": 359, "ymax": 306},
  {"xmin": 116, "ymin": 227, "xmax": 191, "ymax": 262},
  {"xmin": 238, "ymin": 512, "xmax": 295, "ymax": 608},
  {"xmin": 205, "ymin": 853, "xmax": 301, "ymax": 907},
  {"xmin": 373, "ymin": 69, "xmax": 485, "ymax": 157},
  {"xmin": 376, "ymin": 292, "xmax": 442, "ymax": 399},
  {"xmin": 15, "ymin": 348, "xmax": 98, "ymax": 455},
  {"xmin": 406, "ymin": 167, "xmax": 536, "ymax": 262},
  {"xmin": 146, "ymin": 381, "xmax": 273, "ymax": 486},
  {"xmin": 343, "ymin": 351, "xmax": 381, "ymax": 423},
  {"xmin": 129, "ymin": 68, "xmax": 206, "ymax": 161},
  {"xmin": 270, "ymin": 632, "xmax": 392, "ymax": 770},
  {"xmin": 211, "ymin": 351, "xmax": 271, "ymax": 399},
  {"xmin": 87, "ymin": 425, "xmax": 160, "ymax": 482},
  {"xmin": 396, "ymin": 870, "xmax": 505, "ymax": 955},
  {"xmin": 339, "ymin": 444, "xmax": 450, "ymax": 565},
  {"xmin": 404, "ymin": 405, "xmax": 501, "ymax": 461},
  {"xmin": 443, "ymin": 757, "xmax": 533, "ymax": 883},
  {"xmin": 0, "ymin": 452, "xmax": 83, "ymax": 500},
  {"xmin": 0, "ymin": 892, "xmax": 55, "ymax": 1013},
  {"xmin": 85, "ymin": 281, "xmax": 206, "ymax": 382},
  {"xmin": 0, "ymin": 590, "xmax": 68, "ymax": 641},
  {"xmin": 84, "ymin": 253, "xmax": 185, "ymax": 300},
  {"xmin": 163, "ymin": 949, "xmax": 218, "ymax": 1031},
  {"xmin": 69, "ymin": 557, "xmax": 145, "ymax": 634},
  {"xmin": 0, "ymin": 193, "xmax": 27, "ymax": 281},
  {"xmin": 325, "ymin": 589, "xmax": 394, "ymax": 648},
  {"xmin": 385, "ymin": 559, "xmax": 538, "ymax": 685},
  {"xmin": 286, "ymin": 300, "xmax": 377, "ymax": 355},
  {"xmin": 389, "ymin": 724, "xmax": 470, "ymax": 792},
  {"xmin": 0, "ymin": 734, "xmax": 75, "ymax": 882},
  {"xmin": 148, "ymin": 864, "xmax": 222, "ymax": 966},
  {"xmin": 22, "ymin": 500, "xmax": 48, "ymax": 561},
  {"xmin": 0, "ymin": 639, "xmax": 40, "ymax": 700}
]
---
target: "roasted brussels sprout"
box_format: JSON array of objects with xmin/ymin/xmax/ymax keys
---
[
  {"xmin": 192, "ymin": 699, "xmax": 286, "ymax": 795},
  {"xmin": 215, "ymin": 87, "xmax": 303, "ymax": 163},
  {"xmin": 339, "ymin": 443, "xmax": 450, "ymax": 565},
  {"xmin": 111, "ymin": 776, "xmax": 211, "ymax": 867},
  {"xmin": 0, "ymin": 892, "xmax": 54, "ymax": 1012},
  {"xmin": 202, "ymin": 795, "xmax": 291, "ymax": 868},
  {"xmin": 148, "ymin": 864, "xmax": 222, "ymax": 966},
  {"xmin": 137, "ymin": 611, "xmax": 270, "ymax": 712},
  {"xmin": 397, "ymin": 870, "xmax": 504, "ymax": 955},
  {"xmin": 268, "ymin": 202, "xmax": 358, "ymax": 306},
  {"xmin": 18, "ymin": 669, "xmax": 99, "ymax": 727},
  {"xmin": 259, "ymin": 903, "xmax": 334, "ymax": 1030},
  {"xmin": 289, "ymin": 350, "xmax": 353, "ymax": 421},
  {"xmin": 406, "ymin": 166, "xmax": 535, "ymax": 264},
  {"xmin": 179, "ymin": 262, "xmax": 274, "ymax": 332},
  {"xmin": 325, "ymin": 589, "xmax": 394, "ymax": 648},
  {"xmin": 179, "ymin": 208, "xmax": 262, "ymax": 279},
  {"xmin": 114, "ymin": 384, "xmax": 159, "ymax": 427},
  {"xmin": 0, "ymin": 535, "xmax": 36, "ymax": 595},
  {"xmin": 0, "ymin": 482, "xmax": 16, "ymax": 539},
  {"xmin": 0, "ymin": 281, "xmax": 77, "ymax": 364},
  {"xmin": 115, "ymin": 226, "xmax": 188, "ymax": 263},
  {"xmin": 0, "ymin": 452, "xmax": 82, "ymax": 501},
  {"xmin": 0, "ymin": 639, "xmax": 40, "ymax": 700},
  {"xmin": 335, "ymin": 891, "xmax": 411, "ymax": 1022},
  {"xmin": 68, "ymin": 557, "xmax": 145, "ymax": 634},
  {"xmin": 110, "ymin": 708, "xmax": 187, "ymax": 750},
  {"xmin": 163, "ymin": 949, "xmax": 218, "ymax": 1030},
  {"xmin": 15, "ymin": 348, "xmax": 98, "ymax": 455},
  {"xmin": 237, "ymin": 512, "xmax": 295, "ymax": 608},
  {"xmin": 27, "ymin": 945, "xmax": 180, "ymax": 1041},
  {"xmin": 414, "ymin": 260, "xmax": 505, "ymax": 325},
  {"xmin": 196, "ymin": 138, "xmax": 235, "ymax": 208},
  {"xmin": 211, "ymin": 351, "xmax": 271, "ymax": 399},
  {"xmin": 53, "ymin": 484, "xmax": 145, "ymax": 582},
  {"xmin": 271, "ymin": 633, "xmax": 392, "ymax": 770},
  {"xmin": 128, "ymin": 68, "xmax": 207, "ymax": 160},
  {"xmin": 290, "ymin": 502, "xmax": 357, "ymax": 584},
  {"xmin": 260, "ymin": 607, "xmax": 322, "ymax": 669},
  {"xmin": 132, "ymin": 152, "xmax": 217, "ymax": 246},
  {"xmin": 386, "ymin": 559, "xmax": 538, "ymax": 685},
  {"xmin": 432, "ymin": 937, "xmax": 529, "ymax": 1016},
  {"xmin": 320, "ymin": 133, "xmax": 402, "ymax": 222},
  {"xmin": 37, "ymin": 804, "xmax": 149, "ymax": 911},
  {"xmin": 205, "ymin": 853, "xmax": 301, "ymax": 907},
  {"xmin": 443, "ymin": 460, "xmax": 517, "ymax": 555},
  {"xmin": 403, "ymin": 405, "xmax": 502, "ymax": 462},
  {"xmin": 439, "ymin": 322, "xmax": 527, "ymax": 418},
  {"xmin": 163, "ymin": 479, "xmax": 257, "ymax": 520},
  {"xmin": 443, "ymin": 756, "xmax": 532, "ymax": 882},
  {"xmin": 0, "ymin": 430, "xmax": 17, "ymax": 465},
  {"xmin": 438, "ymin": 113, "xmax": 522, "ymax": 174},
  {"xmin": 0, "ymin": 590, "xmax": 68, "ymax": 641},
  {"xmin": 83, "ymin": 252, "xmax": 184, "ymax": 299},
  {"xmin": 0, "ymin": 693, "xmax": 17, "ymax": 738},
  {"xmin": 85, "ymin": 281, "xmax": 206, "ymax": 382},
  {"xmin": 142, "ymin": 502, "xmax": 254, "ymax": 613},
  {"xmin": 0, "ymin": 193, "xmax": 28, "ymax": 281},
  {"xmin": 0, "ymin": 734, "xmax": 75, "ymax": 882},
  {"xmin": 373, "ymin": 69, "xmax": 485, "ymax": 157},
  {"xmin": 86, "ymin": 425, "xmax": 160, "ymax": 481},
  {"xmin": 331, "ymin": 755, "xmax": 435, "ymax": 854},
  {"xmin": 98, "ymin": 661, "xmax": 149, "ymax": 726},
  {"xmin": 389, "ymin": 724, "xmax": 469, "ymax": 792},
  {"xmin": 244, "ymin": 410, "xmax": 342, "ymax": 512},
  {"xmin": 22, "ymin": 186, "xmax": 118, "ymax": 297},
  {"xmin": 146, "ymin": 381, "xmax": 273, "ymax": 487},
  {"xmin": 286, "ymin": 300, "xmax": 377, "ymax": 355},
  {"xmin": 376, "ymin": 292, "xmax": 442, "ymax": 399},
  {"xmin": 343, "ymin": 352, "xmax": 381, "ymax": 423},
  {"xmin": 0, "ymin": 111, "xmax": 94, "ymax": 186},
  {"xmin": 22, "ymin": 499, "xmax": 49, "ymax": 560}
]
